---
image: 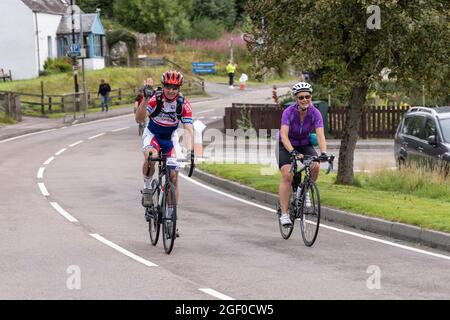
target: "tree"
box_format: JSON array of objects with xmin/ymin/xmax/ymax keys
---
[
  {"xmin": 191, "ymin": 0, "xmax": 237, "ymax": 31},
  {"xmin": 246, "ymin": 0, "xmax": 449, "ymax": 185},
  {"xmin": 77, "ymin": 0, "xmax": 114, "ymax": 18},
  {"xmin": 114, "ymin": 0, "xmax": 193, "ymax": 41}
]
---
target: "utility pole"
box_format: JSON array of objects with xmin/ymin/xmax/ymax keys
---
[
  {"xmin": 80, "ymin": 9, "xmax": 87, "ymax": 115},
  {"xmin": 229, "ymin": 38, "xmax": 234, "ymax": 63},
  {"xmin": 70, "ymin": 0, "xmax": 80, "ymax": 112}
]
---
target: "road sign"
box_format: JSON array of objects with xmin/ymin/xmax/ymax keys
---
[
  {"xmin": 192, "ymin": 62, "xmax": 216, "ymax": 74},
  {"xmin": 70, "ymin": 44, "xmax": 80, "ymax": 53},
  {"xmin": 192, "ymin": 68, "xmax": 215, "ymax": 74}
]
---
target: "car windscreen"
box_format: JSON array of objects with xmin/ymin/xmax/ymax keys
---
[{"xmin": 440, "ymin": 118, "xmax": 450, "ymax": 143}]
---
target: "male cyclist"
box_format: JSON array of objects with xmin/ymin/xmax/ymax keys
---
[
  {"xmin": 278, "ymin": 82, "xmax": 329, "ymax": 227},
  {"xmin": 135, "ymin": 70, "xmax": 194, "ymax": 208}
]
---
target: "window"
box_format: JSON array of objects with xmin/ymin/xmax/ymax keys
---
[
  {"xmin": 402, "ymin": 116, "xmax": 425, "ymax": 139},
  {"xmin": 423, "ymin": 118, "xmax": 437, "ymax": 139},
  {"xmin": 48, "ymin": 36, "xmax": 53, "ymax": 57},
  {"xmin": 92, "ymin": 34, "xmax": 103, "ymax": 57},
  {"xmin": 440, "ymin": 119, "xmax": 450, "ymax": 143}
]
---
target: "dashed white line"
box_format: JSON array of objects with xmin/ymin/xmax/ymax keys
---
[
  {"xmin": 49, "ymin": 202, "xmax": 78, "ymax": 223},
  {"xmin": 90, "ymin": 234, "xmax": 158, "ymax": 267},
  {"xmin": 38, "ymin": 183, "xmax": 50, "ymax": 196},
  {"xmin": 37, "ymin": 167, "xmax": 45, "ymax": 179},
  {"xmin": 180, "ymin": 173, "xmax": 450, "ymax": 261},
  {"xmin": 44, "ymin": 157, "xmax": 55, "ymax": 165},
  {"xmin": 55, "ymin": 148, "xmax": 67, "ymax": 156},
  {"xmin": 111, "ymin": 127, "xmax": 130, "ymax": 132},
  {"xmin": 88, "ymin": 133, "xmax": 105, "ymax": 140},
  {"xmin": 69, "ymin": 140, "xmax": 83, "ymax": 147},
  {"xmin": 199, "ymin": 288, "xmax": 235, "ymax": 300},
  {"xmin": 196, "ymin": 109, "xmax": 214, "ymax": 115}
]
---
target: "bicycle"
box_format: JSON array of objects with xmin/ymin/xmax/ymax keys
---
[
  {"xmin": 133, "ymin": 106, "xmax": 146, "ymax": 136},
  {"xmin": 144, "ymin": 151, "xmax": 195, "ymax": 254},
  {"xmin": 277, "ymin": 153, "xmax": 334, "ymax": 247}
]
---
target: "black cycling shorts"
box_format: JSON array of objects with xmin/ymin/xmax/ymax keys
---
[{"xmin": 276, "ymin": 141, "xmax": 318, "ymax": 169}]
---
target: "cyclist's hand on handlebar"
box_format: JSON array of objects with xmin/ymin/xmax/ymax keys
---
[
  {"xmin": 290, "ymin": 150, "xmax": 303, "ymax": 159},
  {"xmin": 320, "ymin": 152, "xmax": 334, "ymax": 162}
]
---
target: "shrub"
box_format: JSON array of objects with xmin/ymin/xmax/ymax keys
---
[
  {"xmin": 43, "ymin": 57, "xmax": 72, "ymax": 74},
  {"xmin": 189, "ymin": 18, "xmax": 224, "ymax": 40}
]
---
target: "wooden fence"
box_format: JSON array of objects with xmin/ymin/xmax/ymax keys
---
[
  {"xmin": 0, "ymin": 92, "xmax": 21, "ymax": 121},
  {"xmin": 0, "ymin": 79, "xmax": 204, "ymax": 115},
  {"xmin": 224, "ymin": 103, "xmax": 412, "ymax": 138},
  {"xmin": 328, "ymin": 105, "xmax": 410, "ymax": 138}
]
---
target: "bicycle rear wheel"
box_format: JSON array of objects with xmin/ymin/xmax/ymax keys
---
[
  {"xmin": 148, "ymin": 180, "xmax": 160, "ymax": 246},
  {"xmin": 277, "ymin": 202, "xmax": 294, "ymax": 239},
  {"xmin": 299, "ymin": 181, "xmax": 321, "ymax": 247},
  {"xmin": 162, "ymin": 182, "xmax": 177, "ymax": 254}
]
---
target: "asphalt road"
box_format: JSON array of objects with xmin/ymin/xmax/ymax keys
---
[{"xmin": 0, "ymin": 85, "xmax": 449, "ymax": 299}]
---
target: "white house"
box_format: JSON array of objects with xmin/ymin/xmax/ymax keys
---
[{"xmin": 0, "ymin": 0, "xmax": 106, "ymax": 80}]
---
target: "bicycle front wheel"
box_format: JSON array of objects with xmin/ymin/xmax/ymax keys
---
[
  {"xmin": 148, "ymin": 180, "xmax": 161, "ymax": 246},
  {"xmin": 299, "ymin": 181, "xmax": 321, "ymax": 247},
  {"xmin": 162, "ymin": 182, "xmax": 177, "ymax": 254},
  {"xmin": 277, "ymin": 202, "xmax": 294, "ymax": 239}
]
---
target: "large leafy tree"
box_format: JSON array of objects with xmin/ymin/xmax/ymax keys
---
[
  {"xmin": 114, "ymin": 0, "xmax": 193, "ymax": 40},
  {"xmin": 246, "ymin": 0, "xmax": 449, "ymax": 184},
  {"xmin": 77, "ymin": 0, "xmax": 114, "ymax": 18},
  {"xmin": 191, "ymin": 0, "xmax": 237, "ymax": 30}
]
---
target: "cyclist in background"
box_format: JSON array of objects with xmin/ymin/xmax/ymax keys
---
[{"xmin": 277, "ymin": 82, "xmax": 329, "ymax": 227}]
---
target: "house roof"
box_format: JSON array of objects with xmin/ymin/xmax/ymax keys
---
[
  {"xmin": 57, "ymin": 14, "xmax": 102, "ymax": 34},
  {"xmin": 21, "ymin": 0, "xmax": 69, "ymax": 15}
]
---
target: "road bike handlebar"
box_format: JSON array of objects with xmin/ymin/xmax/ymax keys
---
[
  {"xmin": 148, "ymin": 150, "xmax": 195, "ymax": 177},
  {"xmin": 290, "ymin": 154, "xmax": 335, "ymax": 175}
]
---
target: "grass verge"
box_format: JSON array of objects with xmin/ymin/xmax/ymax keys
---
[{"xmin": 198, "ymin": 163, "xmax": 450, "ymax": 233}]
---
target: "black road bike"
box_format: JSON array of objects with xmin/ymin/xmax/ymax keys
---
[
  {"xmin": 144, "ymin": 151, "xmax": 195, "ymax": 254},
  {"xmin": 277, "ymin": 154, "xmax": 334, "ymax": 247}
]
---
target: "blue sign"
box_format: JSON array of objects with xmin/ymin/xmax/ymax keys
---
[
  {"xmin": 70, "ymin": 44, "xmax": 80, "ymax": 53},
  {"xmin": 192, "ymin": 68, "xmax": 216, "ymax": 74},
  {"xmin": 192, "ymin": 62, "xmax": 216, "ymax": 74},
  {"xmin": 192, "ymin": 62, "xmax": 216, "ymax": 67}
]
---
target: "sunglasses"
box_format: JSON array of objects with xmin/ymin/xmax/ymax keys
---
[
  {"xmin": 297, "ymin": 95, "xmax": 311, "ymax": 100},
  {"xmin": 164, "ymin": 84, "xmax": 180, "ymax": 90}
]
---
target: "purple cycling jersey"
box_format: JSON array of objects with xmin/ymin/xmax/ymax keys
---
[{"xmin": 279, "ymin": 103, "xmax": 324, "ymax": 147}]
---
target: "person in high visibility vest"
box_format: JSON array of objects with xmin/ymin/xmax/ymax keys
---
[{"xmin": 226, "ymin": 60, "xmax": 237, "ymax": 88}]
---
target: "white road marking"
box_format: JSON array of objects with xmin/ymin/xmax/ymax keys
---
[
  {"xmin": 44, "ymin": 157, "xmax": 55, "ymax": 165},
  {"xmin": 37, "ymin": 167, "xmax": 45, "ymax": 179},
  {"xmin": 180, "ymin": 173, "xmax": 450, "ymax": 261},
  {"xmin": 111, "ymin": 127, "xmax": 130, "ymax": 132},
  {"xmin": 55, "ymin": 148, "xmax": 67, "ymax": 156},
  {"xmin": 199, "ymin": 288, "xmax": 235, "ymax": 300},
  {"xmin": 90, "ymin": 234, "xmax": 158, "ymax": 267},
  {"xmin": 72, "ymin": 114, "xmax": 132, "ymax": 127},
  {"xmin": 38, "ymin": 183, "xmax": 50, "ymax": 196},
  {"xmin": 69, "ymin": 140, "xmax": 83, "ymax": 147},
  {"xmin": 88, "ymin": 133, "xmax": 105, "ymax": 140},
  {"xmin": 49, "ymin": 202, "xmax": 78, "ymax": 223},
  {"xmin": 0, "ymin": 129, "xmax": 57, "ymax": 144},
  {"xmin": 196, "ymin": 109, "xmax": 214, "ymax": 115}
]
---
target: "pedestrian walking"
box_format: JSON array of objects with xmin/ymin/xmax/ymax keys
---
[{"xmin": 98, "ymin": 79, "xmax": 111, "ymax": 112}]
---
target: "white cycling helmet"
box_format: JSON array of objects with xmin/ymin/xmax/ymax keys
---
[{"xmin": 292, "ymin": 82, "xmax": 313, "ymax": 95}]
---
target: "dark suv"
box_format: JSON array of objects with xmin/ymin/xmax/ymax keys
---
[{"xmin": 394, "ymin": 106, "xmax": 450, "ymax": 172}]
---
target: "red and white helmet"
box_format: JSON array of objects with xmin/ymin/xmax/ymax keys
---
[{"xmin": 161, "ymin": 70, "xmax": 184, "ymax": 86}]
